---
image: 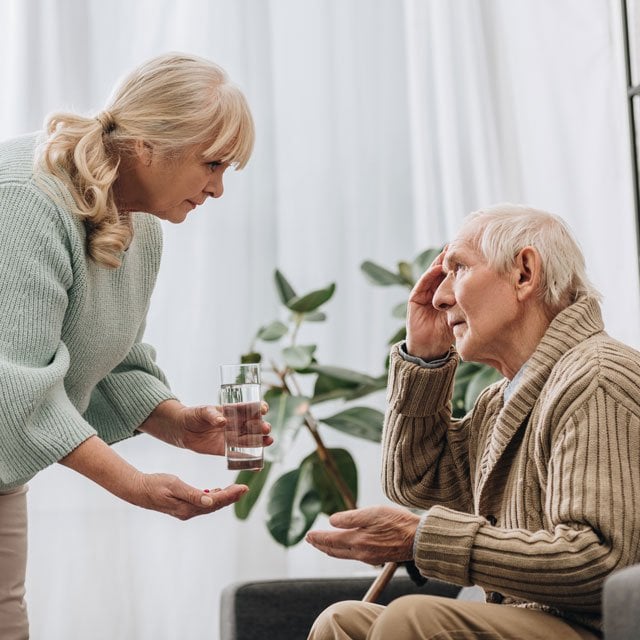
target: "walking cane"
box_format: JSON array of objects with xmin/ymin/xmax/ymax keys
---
[{"xmin": 362, "ymin": 561, "xmax": 399, "ymax": 602}]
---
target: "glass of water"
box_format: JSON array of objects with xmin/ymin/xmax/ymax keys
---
[{"xmin": 219, "ymin": 363, "xmax": 263, "ymax": 471}]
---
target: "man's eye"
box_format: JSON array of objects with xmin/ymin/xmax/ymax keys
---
[{"xmin": 453, "ymin": 263, "xmax": 465, "ymax": 273}]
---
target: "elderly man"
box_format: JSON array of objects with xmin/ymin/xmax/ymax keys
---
[{"xmin": 306, "ymin": 204, "xmax": 640, "ymax": 639}]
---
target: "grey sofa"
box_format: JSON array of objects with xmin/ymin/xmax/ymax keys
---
[
  {"xmin": 220, "ymin": 575, "xmax": 460, "ymax": 640},
  {"xmin": 603, "ymin": 563, "xmax": 640, "ymax": 640},
  {"xmin": 220, "ymin": 564, "xmax": 640, "ymax": 640}
]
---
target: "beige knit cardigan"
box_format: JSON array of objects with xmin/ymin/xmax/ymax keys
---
[{"xmin": 382, "ymin": 296, "xmax": 640, "ymax": 633}]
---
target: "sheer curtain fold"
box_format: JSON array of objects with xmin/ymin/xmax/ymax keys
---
[{"xmin": 0, "ymin": 1, "xmax": 637, "ymax": 638}]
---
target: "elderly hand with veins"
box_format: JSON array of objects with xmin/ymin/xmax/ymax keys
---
[
  {"xmin": 406, "ymin": 247, "xmax": 455, "ymax": 360},
  {"xmin": 305, "ymin": 505, "xmax": 422, "ymax": 566}
]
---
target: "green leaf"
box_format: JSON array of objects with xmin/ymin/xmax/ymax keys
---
[
  {"xmin": 307, "ymin": 365, "xmax": 380, "ymax": 387},
  {"xmin": 265, "ymin": 447, "xmax": 359, "ymax": 547},
  {"xmin": 452, "ymin": 361, "xmax": 486, "ymax": 417},
  {"xmin": 282, "ymin": 345, "xmax": 316, "ymax": 370},
  {"xmin": 303, "ymin": 311, "xmax": 326, "ymax": 322},
  {"xmin": 397, "ymin": 261, "xmax": 414, "ymax": 286},
  {"xmin": 233, "ymin": 461, "xmax": 273, "ymax": 519},
  {"xmin": 309, "ymin": 366, "xmax": 386, "ymax": 404},
  {"xmin": 464, "ymin": 366, "xmax": 504, "ymax": 409},
  {"xmin": 320, "ymin": 407, "xmax": 384, "ymax": 442},
  {"xmin": 263, "ymin": 389, "xmax": 309, "ymax": 463},
  {"xmin": 413, "ymin": 247, "xmax": 442, "ymax": 276},
  {"xmin": 387, "ymin": 326, "xmax": 406, "ymax": 345},
  {"xmin": 240, "ymin": 352, "xmax": 262, "ymax": 364},
  {"xmin": 266, "ymin": 462, "xmax": 321, "ymax": 547},
  {"xmin": 287, "ymin": 283, "xmax": 336, "ymax": 312},
  {"xmin": 391, "ymin": 302, "xmax": 407, "ymax": 319},
  {"xmin": 257, "ymin": 321, "xmax": 288, "ymax": 342},
  {"xmin": 311, "ymin": 373, "xmax": 359, "ymax": 404},
  {"xmin": 360, "ymin": 261, "xmax": 406, "ymax": 287},
  {"xmin": 311, "ymin": 448, "xmax": 358, "ymax": 514},
  {"xmin": 275, "ymin": 270, "xmax": 297, "ymax": 305}
]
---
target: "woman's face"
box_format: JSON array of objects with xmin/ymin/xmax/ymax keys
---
[
  {"xmin": 432, "ymin": 239, "xmax": 523, "ymax": 373},
  {"xmin": 117, "ymin": 143, "xmax": 228, "ymax": 223}
]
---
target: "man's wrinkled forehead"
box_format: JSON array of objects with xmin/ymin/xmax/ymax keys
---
[{"xmin": 441, "ymin": 233, "xmax": 476, "ymax": 271}]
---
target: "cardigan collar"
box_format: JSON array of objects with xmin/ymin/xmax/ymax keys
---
[{"xmin": 476, "ymin": 296, "xmax": 604, "ymax": 512}]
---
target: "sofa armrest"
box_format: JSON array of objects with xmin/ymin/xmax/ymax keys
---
[
  {"xmin": 220, "ymin": 575, "xmax": 461, "ymax": 640},
  {"xmin": 604, "ymin": 564, "xmax": 640, "ymax": 640}
]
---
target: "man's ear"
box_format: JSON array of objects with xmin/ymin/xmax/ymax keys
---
[
  {"xmin": 134, "ymin": 139, "xmax": 153, "ymax": 166},
  {"xmin": 514, "ymin": 246, "xmax": 541, "ymax": 301}
]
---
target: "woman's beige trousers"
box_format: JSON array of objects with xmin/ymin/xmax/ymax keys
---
[{"xmin": 0, "ymin": 485, "xmax": 29, "ymax": 640}]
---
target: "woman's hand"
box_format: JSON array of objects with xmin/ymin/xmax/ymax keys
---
[
  {"xmin": 59, "ymin": 435, "xmax": 249, "ymax": 520},
  {"xmin": 140, "ymin": 399, "xmax": 273, "ymax": 456},
  {"xmin": 305, "ymin": 505, "xmax": 421, "ymax": 565},
  {"xmin": 130, "ymin": 472, "xmax": 248, "ymax": 520},
  {"xmin": 406, "ymin": 249, "xmax": 454, "ymax": 359}
]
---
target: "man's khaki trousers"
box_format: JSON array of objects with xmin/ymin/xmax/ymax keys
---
[
  {"xmin": 307, "ymin": 594, "xmax": 600, "ymax": 640},
  {"xmin": 0, "ymin": 485, "xmax": 29, "ymax": 640}
]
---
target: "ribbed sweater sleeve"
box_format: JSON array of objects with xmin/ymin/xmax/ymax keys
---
[
  {"xmin": 83, "ymin": 326, "xmax": 176, "ymax": 444},
  {"xmin": 383, "ymin": 297, "xmax": 640, "ymax": 631},
  {"xmin": 381, "ymin": 344, "xmax": 479, "ymax": 513},
  {"xmin": 1, "ymin": 133, "xmax": 177, "ymax": 489},
  {"xmin": 0, "ymin": 183, "xmax": 96, "ymax": 487},
  {"xmin": 415, "ymin": 374, "xmax": 640, "ymax": 616}
]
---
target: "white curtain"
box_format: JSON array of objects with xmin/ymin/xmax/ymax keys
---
[{"xmin": 1, "ymin": 1, "xmax": 638, "ymax": 638}]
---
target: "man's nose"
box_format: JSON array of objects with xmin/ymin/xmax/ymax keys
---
[{"xmin": 432, "ymin": 275, "xmax": 454, "ymax": 310}]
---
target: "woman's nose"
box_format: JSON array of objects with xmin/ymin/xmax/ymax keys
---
[{"xmin": 207, "ymin": 173, "xmax": 224, "ymax": 198}]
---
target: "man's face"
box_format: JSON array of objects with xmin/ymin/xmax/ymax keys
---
[{"xmin": 433, "ymin": 239, "xmax": 521, "ymax": 368}]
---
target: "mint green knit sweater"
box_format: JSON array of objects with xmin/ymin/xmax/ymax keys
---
[{"xmin": 0, "ymin": 133, "xmax": 176, "ymax": 491}]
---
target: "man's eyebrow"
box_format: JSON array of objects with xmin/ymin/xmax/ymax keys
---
[{"xmin": 441, "ymin": 250, "xmax": 460, "ymax": 272}]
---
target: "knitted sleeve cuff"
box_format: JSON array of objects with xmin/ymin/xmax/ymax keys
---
[
  {"xmin": 83, "ymin": 342, "xmax": 176, "ymax": 444},
  {"xmin": 84, "ymin": 375, "xmax": 176, "ymax": 444},
  {"xmin": 414, "ymin": 505, "xmax": 487, "ymax": 587},
  {"xmin": 387, "ymin": 343, "xmax": 458, "ymax": 417}
]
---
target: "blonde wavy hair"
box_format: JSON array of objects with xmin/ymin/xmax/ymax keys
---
[{"xmin": 37, "ymin": 52, "xmax": 255, "ymax": 268}]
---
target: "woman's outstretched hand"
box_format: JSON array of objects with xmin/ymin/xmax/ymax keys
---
[
  {"xmin": 131, "ymin": 472, "xmax": 249, "ymax": 520},
  {"xmin": 59, "ymin": 435, "xmax": 250, "ymax": 520}
]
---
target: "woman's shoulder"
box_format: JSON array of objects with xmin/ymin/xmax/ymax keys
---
[
  {"xmin": 0, "ymin": 132, "xmax": 41, "ymax": 183},
  {"xmin": 0, "ymin": 132, "xmax": 81, "ymax": 234}
]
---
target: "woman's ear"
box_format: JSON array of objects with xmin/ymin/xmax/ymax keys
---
[
  {"xmin": 134, "ymin": 139, "xmax": 153, "ymax": 166},
  {"xmin": 514, "ymin": 246, "xmax": 542, "ymax": 301}
]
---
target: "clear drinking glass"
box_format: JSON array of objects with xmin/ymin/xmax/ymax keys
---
[{"xmin": 219, "ymin": 363, "xmax": 263, "ymax": 471}]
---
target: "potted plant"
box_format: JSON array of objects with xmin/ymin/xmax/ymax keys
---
[{"xmin": 232, "ymin": 247, "xmax": 503, "ymax": 548}]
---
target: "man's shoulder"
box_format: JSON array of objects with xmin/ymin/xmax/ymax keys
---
[{"xmin": 553, "ymin": 331, "xmax": 640, "ymax": 395}]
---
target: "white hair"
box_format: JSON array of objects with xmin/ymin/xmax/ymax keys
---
[{"xmin": 459, "ymin": 203, "xmax": 601, "ymax": 313}]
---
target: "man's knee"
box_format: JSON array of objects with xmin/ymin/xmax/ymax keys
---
[
  {"xmin": 308, "ymin": 600, "xmax": 382, "ymax": 640},
  {"xmin": 369, "ymin": 594, "xmax": 456, "ymax": 638}
]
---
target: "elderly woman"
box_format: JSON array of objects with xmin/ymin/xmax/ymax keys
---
[
  {"xmin": 0, "ymin": 53, "xmax": 271, "ymax": 638},
  {"xmin": 306, "ymin": 204, "xmax": 640, "ymax": 639}
]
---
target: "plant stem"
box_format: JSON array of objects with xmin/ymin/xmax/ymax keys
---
[
  {"xmin": 278, "ymin": 370, "xmax": 357, "ymax": 510},
  {"xmin": 274, "ymin": 363, "xmax": 395, "ymax": 602}
]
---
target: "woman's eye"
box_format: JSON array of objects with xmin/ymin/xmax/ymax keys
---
[
  {"xmin": 208, "ymin": 161, "xmax": 221, "ymax": 171},
  {"xmin": 453, "ymin": 263, "xmax": 465, "ymax": 274}
]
